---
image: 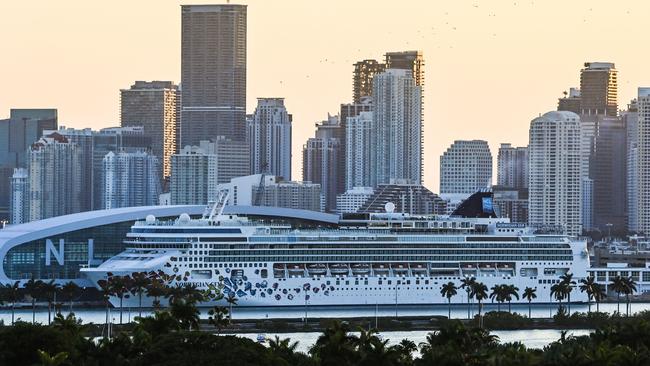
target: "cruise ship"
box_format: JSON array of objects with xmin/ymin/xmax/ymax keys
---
[{"xmin": 81, "ymin": 192, "xmax": 590, "ymax": 307}]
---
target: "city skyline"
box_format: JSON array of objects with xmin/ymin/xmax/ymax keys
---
[{"xmin": 1, "ymin": 1, "xmax": 648, "ymax": 189}]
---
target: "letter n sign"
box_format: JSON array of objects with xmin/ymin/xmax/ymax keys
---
[{"xmin": 45, "ymin": 239, "xmax": 65, "ymax": 266}]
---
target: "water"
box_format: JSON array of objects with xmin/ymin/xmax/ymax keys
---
[
  {"xmin": 0, "ymin": 301, "xmax": 644, "ymax": 324},
  {"xmin": 0, "ymin": 302, "xmax": 641, "ymax": 350},
  {"xmin": 240, "ymin": 329, "xmax": 592, "ymax": 352}
]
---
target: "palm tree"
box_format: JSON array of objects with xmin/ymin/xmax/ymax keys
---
[
  {"xmin": 309, "ymin": 320, "xmax": 358, "ymax": 365},
  {"xmin": 108, "ymin": 275, "xmax": 131, "ymax": 324},
  {"xmin": 60, "ymin": 281, "xmax": 79, "ymax": 314},
  {"xmin": 622, "ymin": 276, "xmax": 637, "ymax": 317},
  {"xmin": 225, "ymin": 293, "xmax": 238, "ymax": 320},
  {"xmin": 550, "ymin": 282, "xmax": 567, "ymax": 313},
  {"xmin": 268, "ymin": 336, "xmax": 300, "ymax": 364},
  {"xmin": 207, "ymin": 306, "xmax": 230, "ymax": 334},
  {"xmin": 523, "ymin": 287, "xmax": 537, "ymax": 318},
  {"xmin": 97, "ymin": 279, "xmax": 113, "ymax": 329},
  {"xmin": 472, "ymin": 282, "xmax": 488, "ymax": 328},
  {"xmin": 505, "ymin": 284, "xmax": 519, "ymax": 313},
  {"xmin": 37, "ymin": 350, "xmax": 68, "ymax": 366},
  {"xmin": 460, "ymin": 277, "xmax": 476, "ymax": 319},
  {"xmin": 489, "ymin": 284, "xmax": 505, "ymax": 312},
  {"xmin": 24, "ymin": 278, "xmax": 44, "ymax": 324},
  {"xmin": 145, "ymin": 276, "xmax": 168, "ymax": 309},
  {"xmin": 440, "ymin": 282, "xmax": 457, "ymax": 319},
  {"xmin": 2, "ymin": 281, "xmax": 22, "ymax": 325},
  {"xmin": 559, "ymin": 273, "xmax": 576, "ymax": 314},
  {"xmin": 592, "ymin": 283, "xmax": 607, "ymax": 313},
  {"xmin": 579, "ymin": 275, "xmax": 598, "ymax": 313},
  {"xmin": 41, "ymin": 280, "xmax": 60, "ymax": 324},
  {"xmin": 610, "ymin": 275, "xmax": 626, "ymax": 315},
  {"xmin": 129, "ymin": 272, "xmax": 150, "ymax": 318},
  {"xmin": 169, "ymin": 298, "xmax": 200, "ymax": 330}
]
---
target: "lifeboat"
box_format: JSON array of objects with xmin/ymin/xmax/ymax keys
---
[
  {"xmin": 287, "ymin": 264, "xmax": 305, "ymax": 277},
  {"xmin": 410, "ymin": 263, "xmax": 428, "ymax": 275},
  {"xmin": 306, "ymin": 263, "xmax": 327, "ymax": 275},
  {"xmin": 329, "ymin": 263, "xmax": 349, "ymax": 276},
  {"xmin": 351, "ymin": 263, "xmax": 371, "ymax": 275},
  {"xmin": 372, "ymin": 263, "xmax": 390, "ymax": 276}
]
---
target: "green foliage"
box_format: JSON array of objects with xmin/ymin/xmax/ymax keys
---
[{"xmin": 480, "ymin": 311, "xmax": 531, "ymax": 330}]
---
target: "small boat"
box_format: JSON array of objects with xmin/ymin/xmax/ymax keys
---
[
  {"xmin": 307, "ymin": 263, "xmax": 327, "ymax": 275},
  {"xmin": 351, "ymin": 263, "xmax": 371, "ymax": 275},
  {"xmin": 329, "ymin": 263, "xmax": 349, "ymax": 275},
  {"xmin": 256, "ymin": 334, "xmax": 267, "ymax": 343}
]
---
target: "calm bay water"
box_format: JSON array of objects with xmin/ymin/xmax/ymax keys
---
[{"xmin": 1, "ymin": 302, "xmax": 643, "ymax": 349}]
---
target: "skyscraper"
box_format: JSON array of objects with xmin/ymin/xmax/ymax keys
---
[
  {"xmin": 589, "ymin": 116, "xmax": 627, "ymax": 232},
  {"xmin": 528, "ymin": 111, "xmax": 582, "ymax": 236},
  {"xmin": 248, "ymin": 98, "xmax": 292, "ymax": 180},
  {"xmin": 636, "ymin": 88, "xmax": 650, "ymax": 234},
  {"xmin": 44, "ymin": 126, "xmax": 152, "ymax": 211},
  {"xmin": 120, "ymin": 80, "xmax": 180, "ymax": 178},
  {"xmin": 557, "ymin": 88, "xmax": 581, "ymax": 114},
  {"xmin": 345, "ymin": 111, "xmax": 373, "ymax": 190},
  {"xmin": 27, "ymin": 132, "xmax": 82, "ymax": 221},
  {"xmin": 303, "ymin": 115, "xmax": 343, "ymax": 213},
  {"xmin": 371, "ymin": 69, "xmax": 422, "ymax": 186},
  {"xmin": 180, "ymin": 4, "xmax": 247, "ymax": 147},
  {"xmin": 623, "ymin": 100, "xmax": 639, "ymax": 232},
  {"xmin": 9, "ymin": 168, "xmax": 28, "ymax": 224},
  {"xmin": 102, "ymin": 151, "xmax": 161, "ymax": 209},
  {"xmin": 385, "ymin": 51, "xmax": 425, "ymax": 87},
  {"xmin": 0, "ymin": 109, "xmax": 57, "ymax": 220},
  {"xmin": 496, "ymin": 143, "xmax": 528, "ymax": 190},
  {"xmin": 170, "ymin": 138, "xmax": 249, "ymax": 205},
  {"xmin": 440, "ymin": 140, "xmax": 493, "ymax": 195},
  {"xmin": 352, "ymin": 59, "xmax": 385, "ymax": 103},
  {"xmin": 579, "ymin": 62, "xmax": 618, "ymax": 117}
]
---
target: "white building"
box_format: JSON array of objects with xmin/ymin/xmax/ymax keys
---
[
  {"xmin": 496, "ymin": 143, "xmax": 528, "ymax": 189},
  {"xmin": 637, "ymin": 88, "xmax": 650, "ymax": 234},
  {"xmin": 346, "ymin": 111, "xmax": 373, "ymax": 190},
  {"xmin": 528, "ymin": 111, "xmax": 582, "ymax": 237},
  {"xmin": 27, "ymin": 133, "xmax": 82, "ymax": 222},
  {"xmin": 336, "ymin": 186, "xmax": 374, "ymax": 214},
  {"xmin": 217, "ymin": 174, "xmax": 322, "ymax": 212},
  {"xmin": 170, "ymin": 138, "xmax": 249, "ymax": 205},
  {"xmin": 372, "ymin": 69, "xmax": 422, "ymax": 186},
  {"xmin": 9, "ymin": 168, "xmax": 28, "ymax": 224},
  {"xmin": 102, "ymin": 151, "xmax": 161, "ymax": 209},
  {"xmin": 248, "ymin": 98, "xmax": 292, "ymax": 180},
  {"xmin": 439, "ymin": 140, "xmax": 492, "ymax": 196}
]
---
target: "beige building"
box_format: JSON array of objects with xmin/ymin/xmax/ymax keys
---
[{"xmin": 120, "ymin": 80, "xmax": 179, "ymax": 178}]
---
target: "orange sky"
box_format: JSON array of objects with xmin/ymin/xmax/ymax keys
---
[{"xmin": 1, "ymin": 0, "xmax": 647, "ymax": 191}]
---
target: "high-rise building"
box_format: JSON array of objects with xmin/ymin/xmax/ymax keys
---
[
  {"xmin": 385, "ymin": 51, "xmax": 425, "ymax": 87},
  {"xmin": 9, "ymin": 168, "xmax": 28, "ymax": 224},
  {"xmin": 180, "ymin": 4, "xmax": 247, "ymax": 147},
  {"xmin": 217, "ymin": 174, "xmax": 322, "ymax": 212},
  {"xmin": 346, "ymin": 111, "xmax": 373, "ymax": 190},
  {"xmin": 170, "ymin": 138, "xmax": 249, "ymax": 205},
  {"xmin": 372, "ymin": 69, "xmax": 422, "ymax": 186},
  {"xmin": 44, "ymin": 126, "xmax": 152, "ymax": 211},
  {"xmin": 590, "ymin": 116, "xmax": 627, "ymax": 232},
  {"xmin": 623, "ymin": 100, "xmax": 639, "ymax": 232},
  {"xmin": 579, "ymin": 62, "xmax": 618, "ymax": 117},
  {"xmin": 528, "ymin": 111, "xmax": 582, "ymax": 236},
  {"xmin": 120, "ymin": 80, "xmax": 180, "ymax": 178},
  {"xmin": 303, "ymin": 115, "xmax": 343, "ymax": 213},
  {"xmin": 636, "ymin": 88, "xmax": 650, "ymax": 234},
  {"xmin": 27, "ymin": 132, "xmax": 82, "ymax": 221},
  {"xmin": 336, "ymin": 186, "xmax": 374, "ymax": 214},
  {"xmin": 492, "ymin": 186, "xmax": 528, "ymax": 224},
  {"xmin": 248, "ymin": 98, "xmax": 292, "ymax": 180},
  {"xmin": 0, "ymin": 109, "xmax": 57, "ymax": 220},
  {"xmin": 352, "ymin": 59, "xmax": 386, "ymax": 103},
  {"xmin": 557, "ymin": 87, "xmax": 581, "ymax": 114},
  {"xmin": 102, "ymin": 151, "xmax": 161, "ymax": 209},
  {"xmin": 440, "ymin": 140, "xmax": 493, "ymax": 195},
  {"xmin": 496, "ymin": 143, "xmax": 528, "ymax": 190}
]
